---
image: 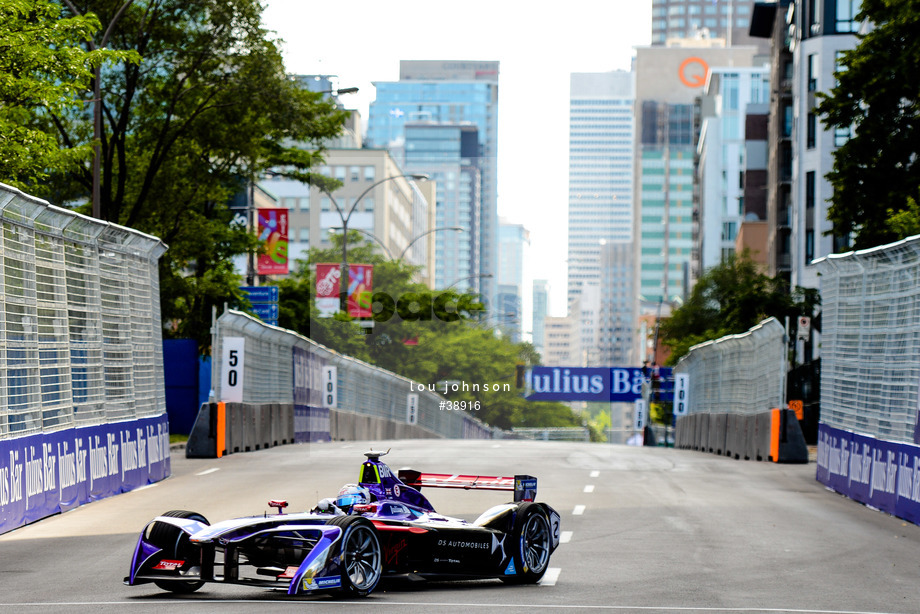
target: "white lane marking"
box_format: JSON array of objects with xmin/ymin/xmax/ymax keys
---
[
  {"xmin": 195, "ymin": 468, "xmax": 220, "ymax": 476},
  {"xmin": 539, "ymin": 567, "xmax": 561, "ymax": 586},
  {"xmin": 132, "ymin": 483, "xmax": 158, "ymax": 492},
  {"xmin": 0, "ymin": 601, "xmax": 902, "ymax": 612},
  {"xmin": 560, "ymin": 530, "xmax": 573, "ymax": 544},
  {"xmin": 573, "ymin": 504, "xmax": 586, "ymax": 515},
  {"xmin": 590, "ymin": 470, "xmax": 600, "ymax": 477},
  {"xmin": 584, "ymin": 484, "xmax": 595, "ymax": 493}
]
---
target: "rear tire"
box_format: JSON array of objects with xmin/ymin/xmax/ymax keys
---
[
  {"xmin": 148, "ymin": 510, "xmax": 209, "ymax": 594},
  {"xmin": 501, "ymin": 503, "xmax": 551, "ymax": 584},
  {"xmin": 326, "ymin": 515, "xmax": 382, "ymax": 597}
]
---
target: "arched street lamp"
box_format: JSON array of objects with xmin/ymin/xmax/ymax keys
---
[
  {"xmin": 329, "ymin": 225, "xmax": 465, "ymax": 264},
  {"xmin": 446, "ymin": 273, "xmax": 493, "ymax": 291},
  {"xmin": 320, "ymin": 174, "xmax": 428, "ymax": 312}
]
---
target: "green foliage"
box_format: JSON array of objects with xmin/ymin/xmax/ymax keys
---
[
  {"xmin": 28, "ymin": 0, "xmax": 346, "ymax": 351},
  {"xmin": 660, "ymin": 252, "xmax": 820, "ymax": 365},
  {"xmin": 0, "ymin": 1, "xmax": 136, "ymax": 184},
  {"xmin": 886, "ymin": 197, "xmax": 920, "ymax": 239},
  {"xmin": 816, "ymin": 0, "xmax": 920, "ymax": 248},
  {"xmin": 276, "ymin": 236, "xmax": 581, "ymax": 430}
]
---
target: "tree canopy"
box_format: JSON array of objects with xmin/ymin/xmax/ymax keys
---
[
  {"xmin": 816, "ymin": 0, "xmax": 920, "ymax": 248},
  {"xmin": 659, "ymin": 253, "xmax": 819, "ymax": 365},
  {"xmin": 276, "ymin": 236, "xmax": 582, "ymax": 430},
  {"xmin": 0, "ymin": 0, "xmax": 134, "ymax": 184},
  {"xmin": 23, "ymin": 0, "xmax": 347, "ymax": 350}
]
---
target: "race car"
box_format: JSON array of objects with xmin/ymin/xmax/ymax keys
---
[{"xmin": 125, "ymin": 450, "xmax": 561, "ymax": 598}]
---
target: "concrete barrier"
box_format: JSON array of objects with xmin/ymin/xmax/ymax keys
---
[
  {"xmin": 186, "ymin": 401, "xmax": 443, "ymax": 458},
  {"xmin": 674, "ymin": 409, "xmax": 808, "ymax": 464}
]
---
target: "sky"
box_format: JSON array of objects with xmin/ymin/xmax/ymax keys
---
[{"xmin": 262, "ymin": 1, "xmax": 653, "ymax": 323}]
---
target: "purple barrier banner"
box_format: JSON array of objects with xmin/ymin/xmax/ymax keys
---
[
  {"xmin": 292, "ymin": 346, "xmax": 330, "ymax": 443},
  {"xmin": 0, "ymin": 414, "xmax": 171, "ymax": 536},
  {"xmin": 817, "ymin": 422, "xmax": 920, "ymax": 525}
]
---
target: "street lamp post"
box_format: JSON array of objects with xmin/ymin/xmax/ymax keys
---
[
  {"xmin": 62, "ymin": 0, "xmax": 136, "ymax": 219},
  {"xmin": 329, "ymin": 225, "xmax": 465, "ymax": 264},
  {"xmin": 321, "ymin": 174, "xmax": 428, "ymax": 314}
]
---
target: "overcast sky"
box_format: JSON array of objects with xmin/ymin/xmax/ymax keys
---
[{"xmin": 262, "ymin": 1, "xmax": 653, "ymax": 323}]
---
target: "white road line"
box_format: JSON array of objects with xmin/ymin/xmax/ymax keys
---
[
  {"xmin": 0, "ymin": 601, "xmax": 900, "ymax": 613},
  {"xmin": 584, "ymin": 484, "xmax": 595, "ymax": 493},
  {"xmin": 573, "ymin": 504, "xmax": 586, "ymax": 515},
  {"xmin": 590, "ymin": 470, "xmax": 600, "ymax": 477},
  {"xmin": 560, "ymin": 530, "xmax": 573, "ymax": 544},
  {"xmin": 195, "ymin": 468, "xmax": 220, "ymax": 476},
  {"xmin": 539, "ymin": 567, "xmax": 561, "ymax": 586},
  {"xmin": 131, "ymin": 483, "xmax": 158, "ymax": 492}
]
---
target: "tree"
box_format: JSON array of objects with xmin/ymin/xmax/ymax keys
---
[
  {"xmin": 0, "ymin": 1, "xmax": 135, "ymax": 184},
  {"xmin": 33, "ymin": 0, "xmax": 347, "ymax": 350},
  {"xmin": 816, "ymin": 0, "xmax": 920, "ymax": 248},
  {"xmin": 275, "ymin": 236, "xmax": 581, "ymax": 430},
  {"xmin": 660, "ymin": 253, "xmax": 820, "ymax": 364}
]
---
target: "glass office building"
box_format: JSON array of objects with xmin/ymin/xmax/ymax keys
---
[{"xmin": 366, "ymin": 61, "xmax": 499, "ymax": 300}]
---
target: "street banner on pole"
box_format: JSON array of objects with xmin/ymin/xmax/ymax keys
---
[
  {"xmin": 347, "ymin": 263, "xmax": 374, "ymax": 318},
  {"xmin": 256, "ymin": 208, "xmax": 289, "ymax": 275},
  {"xmin": 315, "ymin": 263, "xmax": 341, "ymax": 317}
]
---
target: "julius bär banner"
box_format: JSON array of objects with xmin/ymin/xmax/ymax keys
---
[
  {"xmin": 347, "ymin": 264, "xmax": 373, "ymax": 318},
  {"xmin": 525, "ymin": 366, "xmax": 673, "ymax": 403},
  {"xmin": 0, "ymin": 413, "xmax": 171, "ymax": 535}
]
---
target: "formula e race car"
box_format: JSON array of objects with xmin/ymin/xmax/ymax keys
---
[{"xmin": 125, "ymin": 450, "xmax": 561, "ymax": 598}]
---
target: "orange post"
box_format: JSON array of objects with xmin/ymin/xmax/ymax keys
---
[
  {"xmin": 770, "ymin": 408, "xmax": 781, "ymax": 463},
  {"xmin": 216, "ymin": 402, "xmax": 226, "ymax": 458}
]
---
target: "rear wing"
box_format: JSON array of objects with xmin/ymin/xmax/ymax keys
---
[{"xmin": 398, "ymin": 470, "xmax": 538, "ymax": 502}]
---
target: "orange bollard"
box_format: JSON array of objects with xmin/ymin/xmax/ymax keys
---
[{"xmin": 217, "ymin": 402, "xmax": 226, "ymax": 458}]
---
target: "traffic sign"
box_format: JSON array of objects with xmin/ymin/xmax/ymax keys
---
[{"xmin": 240, "ymin": 285, "xmax": 279, "ymax": 303}]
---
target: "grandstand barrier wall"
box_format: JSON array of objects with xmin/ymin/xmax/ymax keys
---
[
  {"xmin": 0, "ymin": 183, "xmax": 169, "ymax": 535},
  {"xmin": 814, "ymin": 236, "xmax": 920, "ymax": 523},
  {"xmin": 672, "ymin": 318, "xmax": 807, "ymax": 463},
  {"xmin": 188, "ymin": 309, "xmax": 494, "ymax": 457}
]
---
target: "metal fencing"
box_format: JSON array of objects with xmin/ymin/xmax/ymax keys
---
[
  {"xmin": 673, "ymin": 317, "xmax": 786, "ymax": 415},
  {"xmin": 212, "ymin": 309, "xmax": 494, "ymax": 439},
  {"xmin": 0, "ymin": 183, "xmax": 167, "ymax": 438},
  {"xmin": 815, "ymin": 236, "xmax": 920, "ymax": 444}
]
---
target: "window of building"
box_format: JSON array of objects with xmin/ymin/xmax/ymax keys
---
[
  {"xmin": 834, "ymin": 126, "xmax": 851, "ymax": 147},
  {"xmin": 299, "ymin": 195, "xmax": 309, "ymax": 212},
  {"xmin": 782, "ymin": 102, "xmax": 793, "ymax": 137},
  {"xmin": 806, "ymin": 171, "xmax": 816, "ymax": 209},
  {"xmin": 350, "ymin": 166, "xmax": 360, "ymax": 182},
  {"xmin": 364, "ymin": 166, "xmax": 376, "ymax": 181},
  {"xmin": 321, "ymin": 197, "xmax": 331, "ymax": 212},
  {"xmin": 299, "ymin": 228, "xmax": 310, "ymax": 242},
  {"xmin": 363, "ymin": 198, "xmax": 374, "ymax": 213},
  {"xmin": 805, "ymin": 230, "xmax": 815, "ymax": 262},
  {"xmin": 334, "ymin": 166, "xmax": 346, "ymax": 181},
  {"xmin": 836, "ymin": 0, "xmax": 861, "ymax": 32},
  {"xmin": 806, "ymin": 112, "xmax": 816, "ymax": 148},
  {"xmin": 807, "ymin": 54, "xmax": 818, "ymax": 92}
]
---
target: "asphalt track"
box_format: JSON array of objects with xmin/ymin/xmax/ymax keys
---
[{"xmin": 1, "ymin": 439, "xmax": 918, "ymax": 613}]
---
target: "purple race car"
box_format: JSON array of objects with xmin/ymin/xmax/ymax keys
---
[{"xmin": 125, "ymin": 450, "xmax": 561, "ymax": 598}]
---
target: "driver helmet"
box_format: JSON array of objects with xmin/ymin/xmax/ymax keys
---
[{"xmin": 335, "ymin": 484, "xmax": 370, "ymax": 510}]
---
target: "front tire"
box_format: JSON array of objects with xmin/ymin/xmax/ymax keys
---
[
  {"xmin": 502, "ymin": 503, "xmax": 551, "ymax": 584},
  {"xmin": 147, "ymin": 509, "xmax": 209, "ymax": 594},
  {"xmin": 327, "ymin": 515, "xmax": 382, "ymax": 597}
]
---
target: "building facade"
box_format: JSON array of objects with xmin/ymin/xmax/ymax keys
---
[
  {"xmin": 567, "ymin": 70, "xmax": 636, "ymax": 306},
  {"xmin": 695, "ymin": 65, "xmax": 771, "ymax": 277},
  {"xmin": 632, "ymin": 43, "xmax": 758, "ymax": 362},
  {"xmin": 497, "ymin": 220, "xmax": 530, "ymax": 343},
  {"xmin": 651, "ymin": 0, "xmax": 765, "ymax": 49},
  {"xmin": 366, "ymin": 61, "xmax": 499, "ymax": 302},
  {"xmin": 532, "ymin": 279, "xmax": 550, "ymax": 358},
  {"xmin": 260, "ymin": 148, "xmax": 435, "ymax": 287}
]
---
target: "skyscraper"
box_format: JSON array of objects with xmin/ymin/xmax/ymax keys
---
[
  {"xmin": 567, "ymin": 70, "xmax": 635, "ymax": 307},
  {"xmin": 650, "ymin": 0, "xmax": 764, "ymax": 49},
  {"xmin": 366, "ymin": 61, "xmax": 499, "ymax": 302},
  {"xmin": 498, "ymin": 220, "xmax": 530, "ymax": 343},
  {"xmin": 632, "ymin": 43, "xmax": 758, "ymax": 361}
]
